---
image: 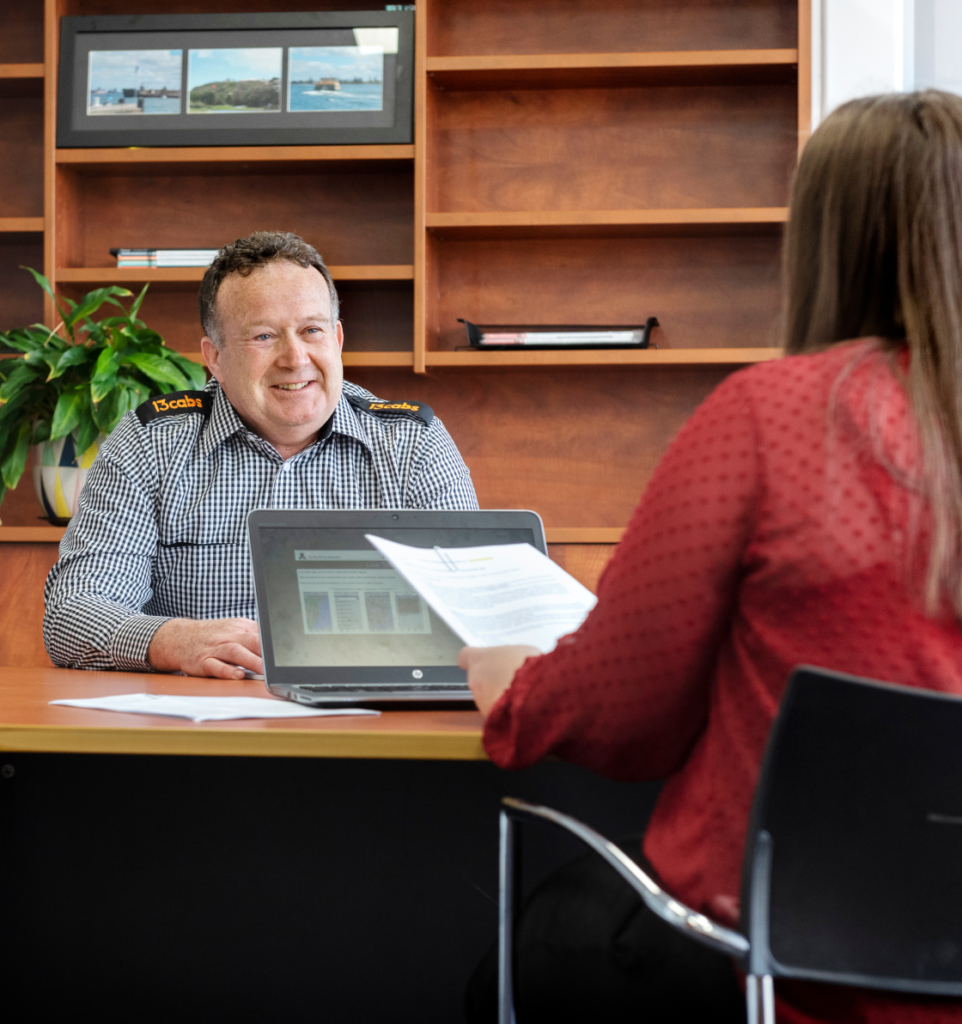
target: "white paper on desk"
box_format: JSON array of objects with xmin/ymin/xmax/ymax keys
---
[
  {"xmin": 364, "ymin": 535, "xmax": 596, "ymax": 653},
  {"xmin": 49, "ymin": 694, "xmax": 380, "ymax": 723}
]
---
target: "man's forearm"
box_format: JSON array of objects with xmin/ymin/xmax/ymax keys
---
[{"xmin": 43, "ymin": 593, "xmax": 170, "ymax": 671}]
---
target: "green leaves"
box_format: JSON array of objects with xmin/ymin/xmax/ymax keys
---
[
  {"xmin": 124, "ymin": 352, "xmax": 191, "ymax": 392},
  {"xmin": 1, "ymin": 421, "xmax": 32, "ymax": 490},
  {"xmin": 50, "ymin": 386, "xmax": 85, "ymax": 441},
  {"xmin": 0, "ymin": 270, "xmax": 207, "ymax": 498},
  {"xmin": 48, "ymin": 345, "xmax": 93, "ymax": 381}
]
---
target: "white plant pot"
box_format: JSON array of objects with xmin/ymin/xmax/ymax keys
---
[{"xmin": 32, "ymin": 433, "xmax": 105, "ymax": 525}]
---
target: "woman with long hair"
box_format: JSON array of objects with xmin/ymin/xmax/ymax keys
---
[{"xmin": 462, "ymin": 90, "xmax": 962, "ymax": 1023}]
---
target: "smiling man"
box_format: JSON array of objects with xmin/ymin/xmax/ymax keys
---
[{"xmin": 43, "ymin": 231, "xmax": 477, "ymax": 677}]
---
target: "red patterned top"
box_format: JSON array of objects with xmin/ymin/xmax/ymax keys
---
[{"xmin": 483, "ymin": 339, "xmax": 962, "ymax": 1023}]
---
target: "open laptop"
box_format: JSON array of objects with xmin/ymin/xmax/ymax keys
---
[{"xmin": 248, "ymin": 508, "xmax": 547, "ymax": 706}]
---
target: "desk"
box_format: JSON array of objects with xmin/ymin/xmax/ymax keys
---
[
  {"xmin": 0, "ymin": 668, "xmax": 659, "ymax": 1024},
  {"xmin": 0, "ymin": 666, "xmax": 487, "ymax": 760}
]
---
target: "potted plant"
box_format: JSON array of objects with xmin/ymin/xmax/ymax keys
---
[{"xmin": 0, "ymin": 268, "xmax": 206, "ymax": 523}]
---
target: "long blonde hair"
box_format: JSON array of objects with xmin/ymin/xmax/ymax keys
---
[{"xmin": 784, "ymin": 91, "xmax": 962, "ymax": 617}]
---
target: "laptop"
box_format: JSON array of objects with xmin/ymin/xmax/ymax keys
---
[{"xmin": 248, "ymin": 508, "xmax": 547, "ymax": 706}]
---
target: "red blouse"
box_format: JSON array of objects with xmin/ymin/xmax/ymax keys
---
[{"xmin": 484, "ymin": 339, "xmax": 962, "ymax": 1023}]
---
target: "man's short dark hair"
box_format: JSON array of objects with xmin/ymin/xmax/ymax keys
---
[{"xmin": 198, "ymin": 231, "xmax": 339, "ymax": 347}]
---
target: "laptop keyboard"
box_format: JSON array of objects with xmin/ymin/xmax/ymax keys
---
[{"xmin": 297, "ymin": 683, "xmax": 469, "ymax": 694}]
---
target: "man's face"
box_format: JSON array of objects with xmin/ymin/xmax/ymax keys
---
[{"xmin": 201, "ymin": 261, "xmax": 344, "ymax": 456}]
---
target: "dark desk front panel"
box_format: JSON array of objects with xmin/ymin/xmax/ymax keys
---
[{"xmin": 0, "ymin": 753, "xmax": 659, "ymax": 1024}]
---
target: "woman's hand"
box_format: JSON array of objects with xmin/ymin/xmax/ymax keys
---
[{"xmin": 458, "ymin": 645, "xmax": 541, "ymax": 717}]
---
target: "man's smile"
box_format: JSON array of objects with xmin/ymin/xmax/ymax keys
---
[{"xmin": 272, "ymin": 381, "xmax": 313, "ymax": 391}]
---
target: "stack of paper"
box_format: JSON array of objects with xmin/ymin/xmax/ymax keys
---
[
  {"xmin": 110, "ymin": 248, "xmax": 220, "ymax": 268},
  {"xmin": 364, "ymin": 535, "xmax": 597, "ymax": 653},
  {"xmin": 50, "ymin": 693, "xmax": 379, "ymax": 722}
]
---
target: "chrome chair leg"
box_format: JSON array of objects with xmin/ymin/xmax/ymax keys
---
[
  {"xmin": 747, "ymin": 973, "xmax": 759, "ymax": 1024},
  {"xmin": 498, "ymin": 809, "xmax": 518, "ymax": 1024},
  {"xmin": 747, "ymin": 973, "xmax": 776, "ymax": 1024},
  {"xmin": 761, "ymin": 974, "xmax": 775, "ymax": 1024}
]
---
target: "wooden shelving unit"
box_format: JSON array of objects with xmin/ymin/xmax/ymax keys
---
[{"xmin": 0, "ymin": 0, "xmax": 810, "ymax": 569}]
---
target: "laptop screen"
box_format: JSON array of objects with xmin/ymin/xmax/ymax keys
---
[{"xmin": 248, "ymin": 510, "xmax": 546, "ymax": 684}]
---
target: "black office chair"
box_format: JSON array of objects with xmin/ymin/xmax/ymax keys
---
[{"xmin": 498, "ymin": 665, "xmax": 962, "ymax": 1024}]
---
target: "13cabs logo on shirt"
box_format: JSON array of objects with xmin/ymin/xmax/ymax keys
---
[{"xmin": 136, "ymin": 390, "xmax": 212, "ymax": 425}]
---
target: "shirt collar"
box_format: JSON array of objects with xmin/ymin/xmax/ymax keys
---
[
  {"xmin": 199, "ymin": 381, "xmax": 373, "ymax": 459},
  {"xmin": 199, "ymin": 380, "xmax": 248, "ymax": 458}
]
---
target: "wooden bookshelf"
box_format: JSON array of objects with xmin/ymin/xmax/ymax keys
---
[{"xmin": 0, "ymin": 0, "xmax": 811, "ymax": 666}]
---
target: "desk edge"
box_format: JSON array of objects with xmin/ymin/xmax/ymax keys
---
[{"xmin": 0, "ymin": 724, "xmax": 488, "ymax": 760}]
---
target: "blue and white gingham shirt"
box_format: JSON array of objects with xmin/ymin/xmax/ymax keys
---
[{"xmin": 43, "ymin": 378, "xmax": 478, "ymax": 671}]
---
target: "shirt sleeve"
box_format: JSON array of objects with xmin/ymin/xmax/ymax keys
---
[
  {"xmin": 404, "ymin": 415, "xmax": 479, "ymax": 510},
  {"xmin": 42, "ymin": 415, "xmax": 171, "ymax": 671},
  {"xmin": 482, "ymin": 371, "xmax": 762, "ymax": 780}
]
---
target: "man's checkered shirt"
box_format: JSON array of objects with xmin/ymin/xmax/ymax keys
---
[{"xmin": 43, "ymin": 378, "xmax": 478, "ymax": 671}]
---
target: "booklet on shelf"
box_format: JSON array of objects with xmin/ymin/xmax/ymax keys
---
[
  {"xmin": 110, "ymin": 248, "xmax": 220, "ymax": 268},
  {"xmin": 364, "ymin": 535, "xmax": 597, "ymax": 653},
  {"xmin": 458, "ymin": 317, "xmax": 659, "ymax": 350}
]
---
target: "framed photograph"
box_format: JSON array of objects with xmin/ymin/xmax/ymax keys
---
[{"xmin": 57, "ymin": 11, "xmax": 414, "ymax": 148}]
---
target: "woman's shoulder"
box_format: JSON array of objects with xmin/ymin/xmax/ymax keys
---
[{"xmin": 710, "ymin": 338, "xmax": 893, "ymax": 411}]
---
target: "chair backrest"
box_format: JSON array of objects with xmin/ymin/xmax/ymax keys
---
[{"xmin": 742, "ymin": 665, "xmax": 962, "ymax": 996}]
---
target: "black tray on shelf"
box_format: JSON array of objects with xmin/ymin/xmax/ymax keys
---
[{"xmin": 458, "ymin": 317, "xmax": 659, "ymax": 350}]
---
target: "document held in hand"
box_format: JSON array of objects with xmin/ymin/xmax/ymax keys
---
[{"xmin": 364, "ymin": 535, "xmax": 597, "ymax": 653}]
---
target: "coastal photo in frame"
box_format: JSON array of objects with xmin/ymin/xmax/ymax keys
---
[{"xmin": 57, "ymin": 11, "xmax": 413, "ymax": 147}]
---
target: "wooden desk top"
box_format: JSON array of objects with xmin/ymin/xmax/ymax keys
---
[{"xmin": 0, "ymin": 667, "xmax": 487, "ymax": 761}]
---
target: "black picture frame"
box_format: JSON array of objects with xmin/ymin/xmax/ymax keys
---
[{"xmin": 57, "ymin": 11, "xmax": 414, "ymax": 148}]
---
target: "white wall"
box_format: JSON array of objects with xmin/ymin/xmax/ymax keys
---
[
  {"xmin": 816, "ymin": 0, "xmax": 908, "ymax": 125},
  {"xmin": 914, "ymin": 0, "xmax": 962, "ymax": 94},
  {"xmin": 815, "ymin": 0, "xmax": 962, "ymax": 127}
]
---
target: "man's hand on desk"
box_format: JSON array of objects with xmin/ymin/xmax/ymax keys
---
[
  {"xmin": 148, "ymin": 618, "xmax": 263, "ymax": 679},
  {"xmin": 458, "ymin": 645, "xmax": 541, "ymax": 717}
]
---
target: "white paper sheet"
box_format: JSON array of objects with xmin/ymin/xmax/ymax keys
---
[
  {"xmin": 364, "ymin": 536, "xmax": 597, "ymax": 653},
  {"xmin": 49, "ymin": 694, "xmax": 380, "ymax": 723}
]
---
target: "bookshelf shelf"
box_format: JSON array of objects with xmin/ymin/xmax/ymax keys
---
[
  {"xmin": 424, "ymin": 348, "xmax": 783, "ymax": 368},
  {"xmin": 55, "ymin": 145, "xmax": 415, "ymax": 176},
  {"xmin": 0, "ymin": 218, "xmax": 43, "ymax": 233},
  {"xmin": 56, "ymin": 265, "xmax": 415, "ymax": 285},
  {"xmin": 426, "ymin": 208, "xmax": 788, "ymax": 240},
  {"xmin": 0, "ymin": 63, "xmax": 44, "ymax": 79},
  {"xmin": 425, "ymin": 48, "xmax": 798, "ymax": 90},
  {"xmin": 174, "ymin": 352, "xmax": 415, "ymax": 369}
]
